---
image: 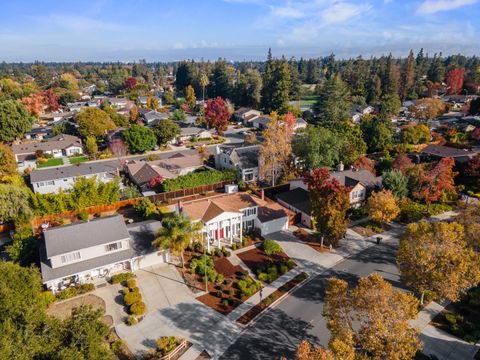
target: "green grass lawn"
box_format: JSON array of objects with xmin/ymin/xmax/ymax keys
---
[
  {"xmin": 297, "ymin": 94, "xmax": 319, "ymax": 108},
  {"xmin": 69, "ymin": 155, "xmax": 89, "ymax": 165},
  {"xmin": 37, "ymin": 158, "xmax": 64, "ymax": 168}
]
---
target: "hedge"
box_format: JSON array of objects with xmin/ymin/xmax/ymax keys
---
[
  {"xmin": 161, "ymin": 169, "xmax": 237, "ymax": 192},
  {"xmin": 130, "ymin": 301, "xmax": 146, "ymax": 316},
  {"xmin": 110, "ymin": 272, "xmax": 135, "ymax": 284}
]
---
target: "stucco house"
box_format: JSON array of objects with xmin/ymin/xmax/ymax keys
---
[
  {"xmin": 233, "ymin": 107, "xmax": 261, "ymax": 124},
  {"xmin": 12, "ymin": 134, "xmax": 83, "ymax": 171},
  {"xmin": 178, "ymin": 126, "xmax": 212, "ymax": 142},
  {"xmin": 40, "ymin": 216, "xmax": 168, "ymax": 292},
  {"xmin": 214, "ymin": 144, "xmax": 260, "ymax": 183},
  {"xmin": 180, "ymin": 192, "xmax": 289, "ymax": 251}
]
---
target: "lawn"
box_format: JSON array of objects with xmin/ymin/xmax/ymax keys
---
[
  {"xmin": 236, "ymin": 242, "xmax": 296, "ymax": 284},
  {"xmin": 70, "ymin": 155, "xmax": 89, "ymax": 164},
  {"xmin": 298, "ymin": 94, "xmax": 319, "ymax": 108},
  {"xmin": 37, "ymin": 157, "xmax": 64, "ymax": 168}
]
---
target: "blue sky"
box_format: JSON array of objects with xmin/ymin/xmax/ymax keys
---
[{"xmin": 0, "ymin": 0, "xmax": 479, "ymax": 61}]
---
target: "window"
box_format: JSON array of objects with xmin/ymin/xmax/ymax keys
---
[
  {"xmin": 242, "ymin": 207, "xmax": 257, "ymax": 217},
  {"xmin": 244, "ymin": 172, "xmax": 254, "ymax": 182},
  {"xmin": 46, "ymin": 181, "xmax": 54, "ymax": 186},
  {"xmin": 243, "ymin": 219, "xmax": 254, "ymax": 230},
  {"xmin": 105, "ymin": 241, "xmax": 123, "ymax": 252},
  {"xmin": 61, "ymin": 251, "xmax": 81, "ymax": 264}
]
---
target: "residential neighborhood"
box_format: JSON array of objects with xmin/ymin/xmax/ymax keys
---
[{"xmin": 1, "ymin": 1, "xmax": 480, "ymax": 360}]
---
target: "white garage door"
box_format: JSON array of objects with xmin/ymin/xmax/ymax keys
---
[{"xmin": 259, "ymin": 217, "xmax": 289, "ymax": 236}]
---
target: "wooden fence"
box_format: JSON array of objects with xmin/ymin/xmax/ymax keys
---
[
  {"xmin": 158, "ymin": 339, "xmax": 188, "ymax": 360},
  {"xmin": 146, "ymin": 180, "xmax": 233, "ymax": 204}
]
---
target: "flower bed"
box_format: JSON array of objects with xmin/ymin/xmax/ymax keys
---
[
  {"xmin": 236, "ymin": 243, "xmax": 296, "ymax": 284},
  {"xmin": 237, "ymin": 272, "xmax": 308, "ymax": 325}
]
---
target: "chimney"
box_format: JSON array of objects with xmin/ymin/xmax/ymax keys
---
[
  {"xmin": 337, "ymin": 161, "xmax": 344, "ymax": 172},
  {"xmin": 261, "ymin": 189, "xmax": 265, "ymax": 201}
]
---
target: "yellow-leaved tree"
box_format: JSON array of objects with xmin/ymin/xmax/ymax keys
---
[
  {"xmin": 367, "ymin": 189, "xmax": 400, "ymax": 224},
  {"xmin": 324, "ymin": 273, "xmax": 421, "ymax": 360},
  {"xmin": 397, "ymin": 221, "xmax": 480, "ymax": 304},
  {"xmin": 294, "ymin": 340, "xmax": 334, "ymax": 360}
]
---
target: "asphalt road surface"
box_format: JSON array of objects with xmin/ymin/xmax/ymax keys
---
[{"xmin": 221, "ymin": 240, "xmax": 403, "ymax": 360}]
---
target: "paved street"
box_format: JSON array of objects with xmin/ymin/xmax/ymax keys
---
[{"xmin": 221, "ymin": 239, "xmax": 402, "ymax": 360}]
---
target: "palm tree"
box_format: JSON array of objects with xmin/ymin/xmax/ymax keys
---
[
  {"xmin": 153, "ymin": 214, "xmax": 202, "ymax": 268},
  {"xmin": 200, "ymin": 72, "xmax": 209, "ymax": 105}
]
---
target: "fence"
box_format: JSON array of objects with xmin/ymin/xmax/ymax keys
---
[
  {"xmin": 158, "ymin": 339, "xmax": 188, "ymax": 360},
  {"xmin": 147, "ymin": 180, "xmax": 233, "ymax": 204}
]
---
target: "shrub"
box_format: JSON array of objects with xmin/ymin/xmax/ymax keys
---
[
  {"xmin": 222, "ymin": 298, "xmax": 230, "ymax": 307},
  {"xmin": 110, "ymin": 272, "xmax": 135, "ymax": 284},
  {"xmin": 216, "ymin": 274, "xmax": 225, "ymax": 285},
  {"xmin": 258, "ymin": 273, "xmax": 269, "ymax": 282},
  {"xmin": 215, "ymin": 248, "xmax": 222, "ymax": 257},
  {"xmin": 78, "ymin": 283, "xmax": 95, "ymax": 294},
  {"xmin": 78, "ymin": 211, "xmax": 89, "ymax": 221},
  {"xmin": 445, "ymin": 313, "xmax": 457, "ymax": 325},
  {"xmin": 228, "ymin": 288, "xmax": 235, "ymax": 296},
  {"xmin": 232, "ymin": 243, "xmax": 237, "ymax": 251},
  {"xmin": 122, "ymin": 287, "xmax": 130, "ymax": 295},
  {"xmin": 241, "ymin": 236, "xmax": 248, "ymax": 247},
  {"xmin": 130, "ymin": 286, "xmax": 140, "ymax": 293},
  {"xmin": 156, "ymin": 336, "xmax": 179, "ymax": 356},
  {"xmin": 126, "ymin": 315, "xmax": 138, "ymax": 326},
  {"xmin": 161, "ymin": 169, "xmax": 237, "ymax": 192},
  {"xmin": 39, "ymin": 291, "xmax": 56, "ymax": 307},
  {"xmin": 134, "ymin": 197, "xmax": 158, "ymax": 218},
  {"xmin": 238, "ymin": 277, "xmax": 259, "ymax": 298},
  {"xmin": 190, "ymin": 256, "xmax": 217, "ymax": 282},
  {"xmin": 126, "ymin": 278, "xmax": 137, "ymax": 289},
  {"xmin": 124, "ymin": 291, "xmax": 141, "ymax": 306},
  {"xmin": 286, "ymin": 259, "xmax": 296, "ymax": 269},
  {"xmin": 216, "ymin": 289, "xmax": 223, "ymax": 297},
  {"xmin": 279, "ymin": 265, "xmax": 289, "ymax": 275},
  {"xmin": 263, "ymin": 239, "xmax": 282, "ymax": 256},
  {"xmin": 130, "ymin": 301, "xmax": 146, "ymax": 316},
  {"xmin": 56, "ymin": 287, "xmax": 78, "ymax": 300},
  {"xmin": 267, "ymin": 266, "xmax": 278, "ymax": 282}
]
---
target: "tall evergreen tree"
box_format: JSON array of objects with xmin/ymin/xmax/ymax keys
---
[
  {"xmin": 312, "ymin": 75, "xmax": 351, "ymax": 127},
  {"xmin": 401, "ymin": 50, "xmax": 416, "ymax": 100},
  {"xmin": 208, "ymin": 59, "xmax": 232, "ymax": 99}
]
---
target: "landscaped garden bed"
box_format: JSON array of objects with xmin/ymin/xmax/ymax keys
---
[
  {"xmin": 144, "ymin": 337, "xmax": 191, "ymax": 360},
  {"xmin": 236, "ymin": 239, "xmax": 296, "ymax": 284},
  {"xmin": 237, "ymin": 272, "xmax": 308, "ymax": 325},
  {"xmin": 47, "ymin": 293, "xmax": 107, "ymax": 322},
  {"xmin": 350, "ymin": 220, "xmax": 392, "ymax": 238},
  {"xmin": 293, "ymin": 228, "xmax": 330, "ymax": 253},
  {"xmin": 430, "ymin": 286, "xmax": 480, "ymax": 344}
]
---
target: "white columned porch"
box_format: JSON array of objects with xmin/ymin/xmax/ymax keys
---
[{"xmin": 229, "ymin": 218, "xmax": 233, "ymax": 245}]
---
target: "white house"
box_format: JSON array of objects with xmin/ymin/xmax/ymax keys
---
[
  {"xmin": 40, "ymin": 216, "xmax": 168, "ymax": 292},
  {"xmin": 30, "ymin": 160, "xmax": 122, "ymax": 194},
  {"xmin": 180, "ymin": 192, "xmax": 289, "ymax": 251},
  {"xmin": 233, "ymin": 108, "xmax": 261, "ymax": 124},
  {"xmin": 214, "ymin": 144, "xmax": 260, "ymax": 183},
  {"xmin": 178, "ymin": 127, "xmax": 212, "ymax": 142},
  {"xmin": 12, "ymin": 134, "xmax": 83, "ymax": 171}
]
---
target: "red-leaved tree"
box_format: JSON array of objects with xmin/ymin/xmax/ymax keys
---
[
  {"xmin": 205, "ymin": 97, "xmax": 230, "ymax": 135},
  {"xmin": 392, "ymin": 154, "xmax": 414, "ymax": 174},
  {"xmin": 446, "ymin": 68, "xmax": 465, "ymax": 95},
  {"xmin": 283, "ymin": 111, "xmax": 296, "ymax": 136},
  {"xmin": 414, "ymin": 157, "xmax": 457, "ymax": 207},
  {"xmin": 148, "ymin": 175, "xmax": 164, "ymax": 190},
  {"xmin": 353, "ymin": 156, "xmax": 376, "ymax": 175},
  {"xmin": 42, "ymin": 89, "xmax": 60, "ymax": 112},
  {"xmin": 304, "ymin": 168, "xmax": 351, "ymax": 246},
  {"xmin": 124, "ymin": 77, "xmax": 137, "ymax": 90},
  {"xmin": 466, "ymin": 154, "xmax": 480, "ymax": 178}
]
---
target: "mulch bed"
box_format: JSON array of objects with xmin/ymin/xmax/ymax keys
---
[
  {"xmin": 351, "ymin": 221, "xmax": 392, "ymax": 238},
  {"xmin": 47, "ymin": 294, "xmax": 106, "ymax": 321},
  {"xmin": 237, "ymin": 272, "xmax": 308, "ymax": 325},
  {"xmin": 293, "ymin": 229, "xmax": 330, "ymax": 253},
  {"xmin": 195, "ymin": 350, "xmax": 212, "ymax": 360},
  {"xmin": 236, "ymin": 247, "xmax": 290, "ymax": 274},
  {"xmin": 196, "ymin": 257, "xmax": 257, "ymax": 315}
]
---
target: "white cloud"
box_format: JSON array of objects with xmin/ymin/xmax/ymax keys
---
[
  {"xmin": 271, "ymin": 5, "xmax": 305, "ymax": 18},
  {"xmin": 173, "ymin": 42, "xmax": 185, "ymax": 49},
  {"xmin": 417, "ymin": 0, "xmax": 478, "ymax": 14},
  {"xmin": 320, "ymin": 2, "xmax": 372, "ymax": 25}
]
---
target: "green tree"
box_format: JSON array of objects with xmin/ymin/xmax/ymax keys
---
[
  {"xmin": 209, "ymin": 60, "xmax": 232, "ymax": 99},
  {"xmin": 5, "ymin": 226, "xmax": 38, "ymax": 266},
  {"xmin": 293, "ymin": 126, "xmax": 343, "ymax": 170},
  {"xmin": 0, "ymin": 100, "xmax": 34, "ymax": 141},
  {"xmin": 0, "ymin": 144, "xmax": 17, "ymax": 180},
  {"xmin": 175, "ymin": 61, "xmax": 195, "ymax": 90},
  {"xmin": 154, "ymin": 119, "xmax": 181, "ymax": 146},
  {"xmin": 154, "ymin": 214, "xmax": 202, "ymax": 268},
  {"xmin": 400, "ymin": 124, "xmax": 431, "ymax": 145},
  {"xmin": 100, "ymin": 101, "xmax": 129, "ymax": 127},
  {"xmin": 382, "ymin": 169, "xmax": 409, "ymax": 198},
  {"xmin": 337, "ymin": 123, "xmax": 367, "ymax": 166},
  {"xmin": 0, "ymin": 184, "xmax": 32, "ymax": 224},
  {"xmin": 84, "ymin": 136, "xmax": 98, "ymax": 157},
  {"xmin": 379, "ymin": 93, "xmax": 401, "ymax": 117},
  {"xmin": 123, "ymin": 124, "xmax": 157, "ymax": 153},
  {"xmin": 360, "ymin": 115, "xmax": 394, "ymax": 153},
  {"xmin": 233, "ymin": 69, "xmax": 262, "ymax": 108},
  {"xmin": 185, "ymin": 85, "xmax": 196, "ymax": 110},
  {"xmin": 312, "ymin": 75, "xmax": 351, "ymax": 127},
  {"xmin": 262, "ymin": 52, "xmax": 291, "ymax": 113},
  {"xmin": 76, "ymin": 107, "xmax": 116, "ymax": 138},
  {"xmin": 401, "ymin": 50, "xmax": 417, "ymax": 100}
]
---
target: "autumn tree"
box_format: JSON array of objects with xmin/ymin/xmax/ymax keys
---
[
  {"xmin": 397, "ymin": 221, "xmax": 480, "ymax": 304},
  {"xmin": 353, "ymin": 156, "xmax": 376, "ymax": 175},
  {"xmin": 0, "ymin": 144, "xmax": 17, "ymax": 180},
  {"xmin": 21, "ymin": 93, "xmax": 44, "ymax": 116},
  {"xmin": 465, "ymin": 153, "xmax": 480, "ymax": 179},
  {"xmin": 41, "ymin": 89, "xmax": 60, "ymax": 112},
  {"xmin": 413, "ymin": 157, "xmax": 457, "ymax": 207},
  {"xmin": 457, "ymin": 203, "xmax": 480, "ymax": 250},
  {"xmin": 304, "ymin": 168, "xmax": 350, "ymax": 245},
  {"xmin": 295, "ymin": 340, "xmax": 334, "ymax": 360},
  {"xmin": 108, "ymin": 138, "xmax": 128, "ymax": 165},
  {"xmin": 446, "ymin": 68, "xmax": 465, "ymax": 95},
  {"xmin": 147, "ymin": 96, "xmax": 160, "ymax": 111},
  {"xmin": 0, "ymin": 100, "xmax": 34, "ymax": 141},
  {"xmin": 367, "ymin": 190, "xmax": 400, "ymax": 224},
  {"xmin": 75, "ymin": 108, "xmax": 116, "ymax": 138},
  {"xmin": 129, "ymin": 105, "xmax": 139, "ymax": 122},
  {"xmin": 185, "ymin": 85, "xmax": 196, "ymax": 110},
  {"xmin": 324, "ymin": 273, "xmax": 421, "ymax": 359},
  {"xmin": 260, "ymin": 112, "xmax": 293, "ymax": 186},
  {"xmin": 392, "ymin": 154, "xmax": 413, "ymax": 174},
  {"xmin": 382, "ymin": 170, "xmax": 409, "ymax": 198},
  {"xmin": 400, "ymin": 123, "xmax": 431, "ymax": 145},
  {"xmin": 409, "ymin": 98, "xmax": 446, "ymax": 121},
  {"xmin": 205, "ymin": 97, "xmax": 230, "ymax": 135},
  {"xmin": 84, "ymin": 136, "xmax": 98, "ymax": 158},
  {"xmin": 124, "ymin": 76, "xmax": 137, "ymax": 90}
]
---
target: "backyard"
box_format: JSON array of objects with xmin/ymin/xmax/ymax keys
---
[{"xmin": 37, "ymin": 157, "xmax": 64, "ymax": 168}]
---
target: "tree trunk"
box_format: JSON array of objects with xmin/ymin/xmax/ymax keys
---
[
  {"xmin": 180, "ymin": 251, "xmax": 185, "ymax": 269},
  {"xmin": 420, "ymin": 291, "xmax": 425, "ymax": 306}
]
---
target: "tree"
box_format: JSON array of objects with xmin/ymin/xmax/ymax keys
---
[
  {"xmin": 469, "ymin": 97, "xmax": 480, "ymax": 115},
  {"xmin": 175, "ymin": 62, "xmax": 194, "ymax": 90},
  {"xmin": 401, "ymin": 50, "xmax": 416, "ymax": 100},
  {"xmin": 382, "ymin": 170, "xmax": 409, "ymax": 198},
  {"xmin": 353, "ymin": 156, "xmax": 376, "ymax": 175},
  {"xmin": 185, "ymin": 85, "xmax": 196, "ymax": 110},
  {"xmin": 84, "ymin": 136, "xmax": 98, "ymax": 157},
  {"xmin": 75, "ymin": 107, "xmax": 116, "ymax": 138},
  {"xmin": 293, "ymin": 127, "xmax": 343, "ymax": 170},
  {"xmin": 233, "ymin": 69, "xmax": 262, "ymax": 108},
  {"xmin": 205, "ymin": 97, "xmax": 230, "ymax": 135},
  {"xmin": 338, "ymin": 124, "xmax": 367, "ymax": 166},
  {"xmin": 153, "ymin": 214, "xmax": 202, "ymax": 268},
  {"xmin": 100, "ymin": 101, "xmax": 129, "ymax": 127},
  {"xmin": 146, "ymin": 96, "xmax": 160, "ymax": 111},
  {"xmin": 367, "ymin": 190, "xmax": 400, "ymax": 223},
  {"xmin": 324, "ymin": 273, "xmax": 421, "ymax": 359},
  {"xmin": 397, "ymin": 221, "xmax": 480, "ymax": 304},
  {"xmin": 21, "ymin": 93, "xmax": 44, "ymax": 116},
  {"xmin": 400, "ymin": 123, "xmax": 431, "ymax": 145},
  {"xmin": 446, "ymin": 68, "xmax": 465, "ymax": 95},
  {"xmin": 154, "ymin": 119, "xmax": 181, "ymax": 146},
  {"xmin": 312, "ymin": 75, "xmax": 351, "ymax": 127},
  {"xmin": 0, "ymin": 99, "xmax": 34, "ymax": 141},
  {"xmin": 360, "ymin": 115, "xmax": 394, "ymax": 153},
  {"xmin": 199, "ymin": 72, "xmax": 209, "ymax": 104},
  {"xmin": 0, "ymin": 184, "xmax": 32, "ymax": 224},
  {"xmin": 465, "ymin": 154, "xmax": 480, "ymax": 178},
  {"xmin": 108, "ymin": 138, "xmax": 128, "ymax": 165},
  {"xmin": 260, "ymin": 113, "xmax": 293, "ymax": 186},
  {"xmin": 261, "ymin": 54, "xmax": 291, "ymax": 113},
  {"xmin": 41, "ymin": 89, "xmax": 60, "ymax": 112},
  {"xmin": 209, "ymin": 60, "xmax": 232, "ymax": 99},
  {"xmin": 124, "ymin": 76, "xmax": 137, "ymax": 90},
  {"xmin": 413, "ymin": 157, "xmax": 456, "ymax": 207},
  {"xmin": 409, "ymin": 98, "xmax": 446, "ymax": 121},
  {"xmin": 304, "ymin": 168, "xmax": 350, "ymax": 245},
  {"xmin": 5, "ymin": 226, "xmax": 38, "ymax": 266},
  {"xmin": 392, "ymin": 154, "xmax": 413, "ymax": 174},
  {"xmin": 457, "ymin": 203, "xmax": 480, "ymax": 250},
  {"xmin": 295, "ymin": 340, "xmax": 334, "ymax": 360},
  {"xmin": 0, "ymin": 144, "xmax": 17, "ymax": 180},
  {"xmin": 123, "ymin": 124, "xmax": 156, "ymax": 153},
  {"xmin": 129, "ymin": 105, "xmax": 139, "ymax": 122},
  {"xmin": 379, "ymin": 93, "xmax": 401, "ymax": 117}
]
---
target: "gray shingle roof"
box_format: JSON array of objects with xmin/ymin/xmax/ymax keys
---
[
  {"xmin": 330, "ymin": 169, "xmax": 382, "ymax": 190},
  {"xmin": 12, "ymin": 134, "xmax": 82, "ymax": 155},
  {"xmin": 43, "ymin": 215, "xmax": 130, "ymax": 258},
  {"xmin": 29, "ymin": 160, "xmax": 121, "ymax": 183},
  {"xmin": 277, "ymin": 188, "xmax": 311, "ymax": 214},
  {"xmin": 231, "ymin": 145, "xmax": 260, "ymax": 169}
]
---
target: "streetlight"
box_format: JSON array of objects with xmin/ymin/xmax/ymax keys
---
[{"xmin": 202, "ymin": 231, "xmax": 208, "ymax": 293}]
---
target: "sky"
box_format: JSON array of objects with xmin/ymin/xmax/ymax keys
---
[{"xmin": 0, "ymin": 0, "xmax": 479, "ymax": 62}]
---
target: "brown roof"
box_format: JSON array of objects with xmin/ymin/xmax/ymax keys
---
[
  {"xmin": 12, "ymin": 134, "xmax": 82, "ymax": 155},
  {"xmin": 421, "ymin": 144, "xmax": 479, "ymax": 159},
  {"xmin": 257, "ymin": 202, "xmax": 289, "ymax": 223}
]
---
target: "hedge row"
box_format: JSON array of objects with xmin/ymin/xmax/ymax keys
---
[{"xmin": 161, "ymin": 169, "xmax": 237, "ymax": 192}]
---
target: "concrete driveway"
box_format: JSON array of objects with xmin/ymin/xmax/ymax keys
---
[{"xmin": 135, "ymin": 264, "xmax": 194, "ymax": 312}]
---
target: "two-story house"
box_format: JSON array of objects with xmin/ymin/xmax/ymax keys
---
[
  {"xmin": 30, "ymin": 160, "xmax": 122, "ymax": 194},
  {"xmin": 214, "ymin": 144, "xmax": 260, "ymax": 183},
  {"xmin": 12, "ymin": 134, "xmax": 83, "ymax": 171},
  {"xmin": 40, "ymin": 215, "xmax": 168, "ymax": 292},
  {"xmin": 180, "ymin": 192, "xmax": 289, "ymax": 251}
]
